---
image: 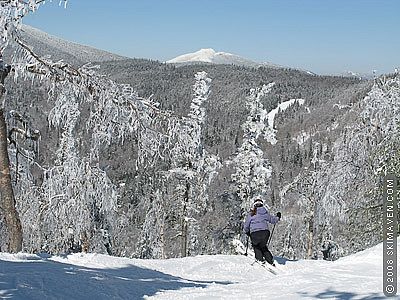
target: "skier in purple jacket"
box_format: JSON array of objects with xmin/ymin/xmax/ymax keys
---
[{"xmin": 244, "ymin": 198, "xmax": 281, "ymax": 266}]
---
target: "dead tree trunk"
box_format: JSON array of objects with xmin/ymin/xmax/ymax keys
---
[
  {"xmin": 307, "ymin": 218, "xmax": 314, "ymax": 258},
  {"xmin": 0, "ymin": 67, "xmax": 23, "ymax": 252},
  {"xmin": 181, "ymin": 181, "xmax": 189, "ymax": 258}
]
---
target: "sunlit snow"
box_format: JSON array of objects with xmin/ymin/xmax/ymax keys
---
[
  {"xmin": 0, "ymin": 240, "xmax": 397, "ymax": 299},
  {"xmin": 167, "ymin": 48, "xmax": 233, "ymax": 64}
]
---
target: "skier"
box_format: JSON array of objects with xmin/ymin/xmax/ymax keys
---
[
  {"xmin": 321, "ymin": 240, "xmax": 339, "ymax": 261},
  {"xmin": 244, "ymin": 198, "xmax": 281, "ymax": 266}
]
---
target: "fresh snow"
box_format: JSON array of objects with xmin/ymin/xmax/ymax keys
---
[{"xmin": 1, "ymin": 240, "xmax": 398, "ymax": 299}]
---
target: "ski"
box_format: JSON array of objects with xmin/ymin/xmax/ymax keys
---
[{"xmin": 251, "ymin": 260, "xmax": 278, "ymax": 275}]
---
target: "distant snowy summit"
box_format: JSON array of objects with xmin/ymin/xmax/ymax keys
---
[
  {"xmin": 166, "ymin": 48, "xmax": 281, "ymax": 68},
  {"xmin": 166, "ymin": 48, "xmax": 221, "ymax": 64},
  {"xmin": 340, "ymin": 70, "xmax": 375, "ymax": 80}
]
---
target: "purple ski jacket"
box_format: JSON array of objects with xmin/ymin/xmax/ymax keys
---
[{"xmin": 243, "ymin": 206, "xmax": 279, "ymax": 234}]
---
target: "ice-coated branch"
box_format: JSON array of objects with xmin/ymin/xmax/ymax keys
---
[
  {"xmin": 0, "ymin": 1, "xmax": 180, "ymax": 252},
  {"xmin": 0, "ymin": 1, "xmax": 67, "ymax": 52},
  {"xmin": 2, "ymin": 2, "xmax": 177, "ymax": 167}
]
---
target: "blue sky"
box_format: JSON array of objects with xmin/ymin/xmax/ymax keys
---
[{"xmin": 25, "ymin": 0, "xmax": 399, "ymax": 75}]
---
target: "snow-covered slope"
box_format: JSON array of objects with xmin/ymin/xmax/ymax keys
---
[
  {"xmin": 166, "ymin": 48, "xmax": 280, "ymax": 68},
  {"xmin": 1, "ymin": 240, "xmax": 397, "ymax": 299},
  {"xmin": 17, "ymin": 25, "xmax": 127, "ymax": 65}
]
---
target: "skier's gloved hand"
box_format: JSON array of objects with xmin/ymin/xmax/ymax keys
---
[{"xmin": 276, "ymin": 212, "xmax": 282, "ymax": 220}]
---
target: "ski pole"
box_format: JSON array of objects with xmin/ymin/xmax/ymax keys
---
[
  {"xmin": 268, "ymin": 224, "xmax": 276, "ymax": 247},
  {"xmin": 244, "ymin": 235, "xmax": 249, "ymax": 256}
]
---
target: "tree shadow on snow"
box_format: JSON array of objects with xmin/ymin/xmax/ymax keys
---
[
  {"xmin": 0, "ymin": 256, "xmax": 232, "ymax": 300},
  {"xmin": 298, "ymin": 288, "xmax": 385, "ymax": 300}
]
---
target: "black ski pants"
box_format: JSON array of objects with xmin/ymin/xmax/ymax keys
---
[{"xmin": 250, "ymin": 229, "xmax": 274, "ymax": 264}]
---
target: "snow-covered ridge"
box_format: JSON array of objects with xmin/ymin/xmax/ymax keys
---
[
  {"xmin": 19, "ymin": 25, "xmax": 127, "ymax": 64},
  {"xmin": 166, "ymin": 48, "xmax": 281, "ymax": 68},
  {"xmin": 167, "ymin": 48, "xmax": 220, "ymax": 63},
  {"xmin": 0, "ymin": 240, "xmax": 397, "ymax": 299}
]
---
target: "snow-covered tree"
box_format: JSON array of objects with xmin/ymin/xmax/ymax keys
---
[
  {"xmin": 167, "ymin": 71, "xmax": 220, "ymax": 257},
  {"xmin": 231, "ymin": 83, "xmax": 276, "ymax": 211},
  {"xmin": 13, "ymin": 88, "xmax": 119, "ymax": 253},
  {"xmin": 364, "ymin": 75, "xmax": 400, "ymax": 175},
  {"xmin": 138, "ymin": 188, "xmax": 166, "ymax": 258},
  {"xmin": 0, "ymin": 1, "xmax": 175, "ymax": 253},
  {"xmin": 284, "ymin": 74, "xmax": 400, "ymax": 259},
  {"xmin": 342, "ymin": 74, "xmax": 400, "ymax": 249}
]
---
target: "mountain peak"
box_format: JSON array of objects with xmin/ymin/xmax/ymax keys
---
[
  {"xmin": 166, "ymin": 48, "xmax": 219, "ymax": 64},
  {"xmin": 166, "ymin": 48, "xmax": 284, "ymax": 69},
  {"xmin": 198, "ymin": 48, "xmax": 217, "ymax": 55}
]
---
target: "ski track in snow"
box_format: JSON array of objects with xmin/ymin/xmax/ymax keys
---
[{"xmin": 0, "ymin": 241, "xmax": 398, "ymax": 299}]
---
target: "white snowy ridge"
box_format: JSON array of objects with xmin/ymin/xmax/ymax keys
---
[
  {"xmin": 0, "ymin": 240, "xmax": 397, "ymax": 299},
  {"xmin": 166, "ymin": 48, "xmax": 279, "ymax": 68},
  {"xmin": 167, "ymin": 48, "xmax": 226, "ymax": 63},
  {"xmin": 20, "ymin": 25, "xmax": 126, "ymax": 63}
]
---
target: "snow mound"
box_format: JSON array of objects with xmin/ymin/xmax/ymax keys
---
[
  {"xmin": 0, "ymin": 252, "xmax": 42, "ymax": 262},
  {"xmin": 0, "ymin": 240, "xmax": 398, "ymax": 299}
]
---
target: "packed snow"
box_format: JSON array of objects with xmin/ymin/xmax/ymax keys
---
[{"xmin": 1, "ymin": 240, "xmax": 398, "ymax": 299}]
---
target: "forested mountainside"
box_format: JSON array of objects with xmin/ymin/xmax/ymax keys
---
[
  {"xmin": 1, "ymin": 26, "xmax": 398, "ymax": 260},
  {"xmin": 19, "ymin": 25, "xmax": 127, "ymax": 65}
]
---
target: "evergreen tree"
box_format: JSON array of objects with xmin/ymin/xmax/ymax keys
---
[
  {"xmin": 167, "ymin": 71, "xmax": 220, "ymax": 257},
  {"xmin": 231, "ymin": 83, "xmax": 276, "ymax": 211}
]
